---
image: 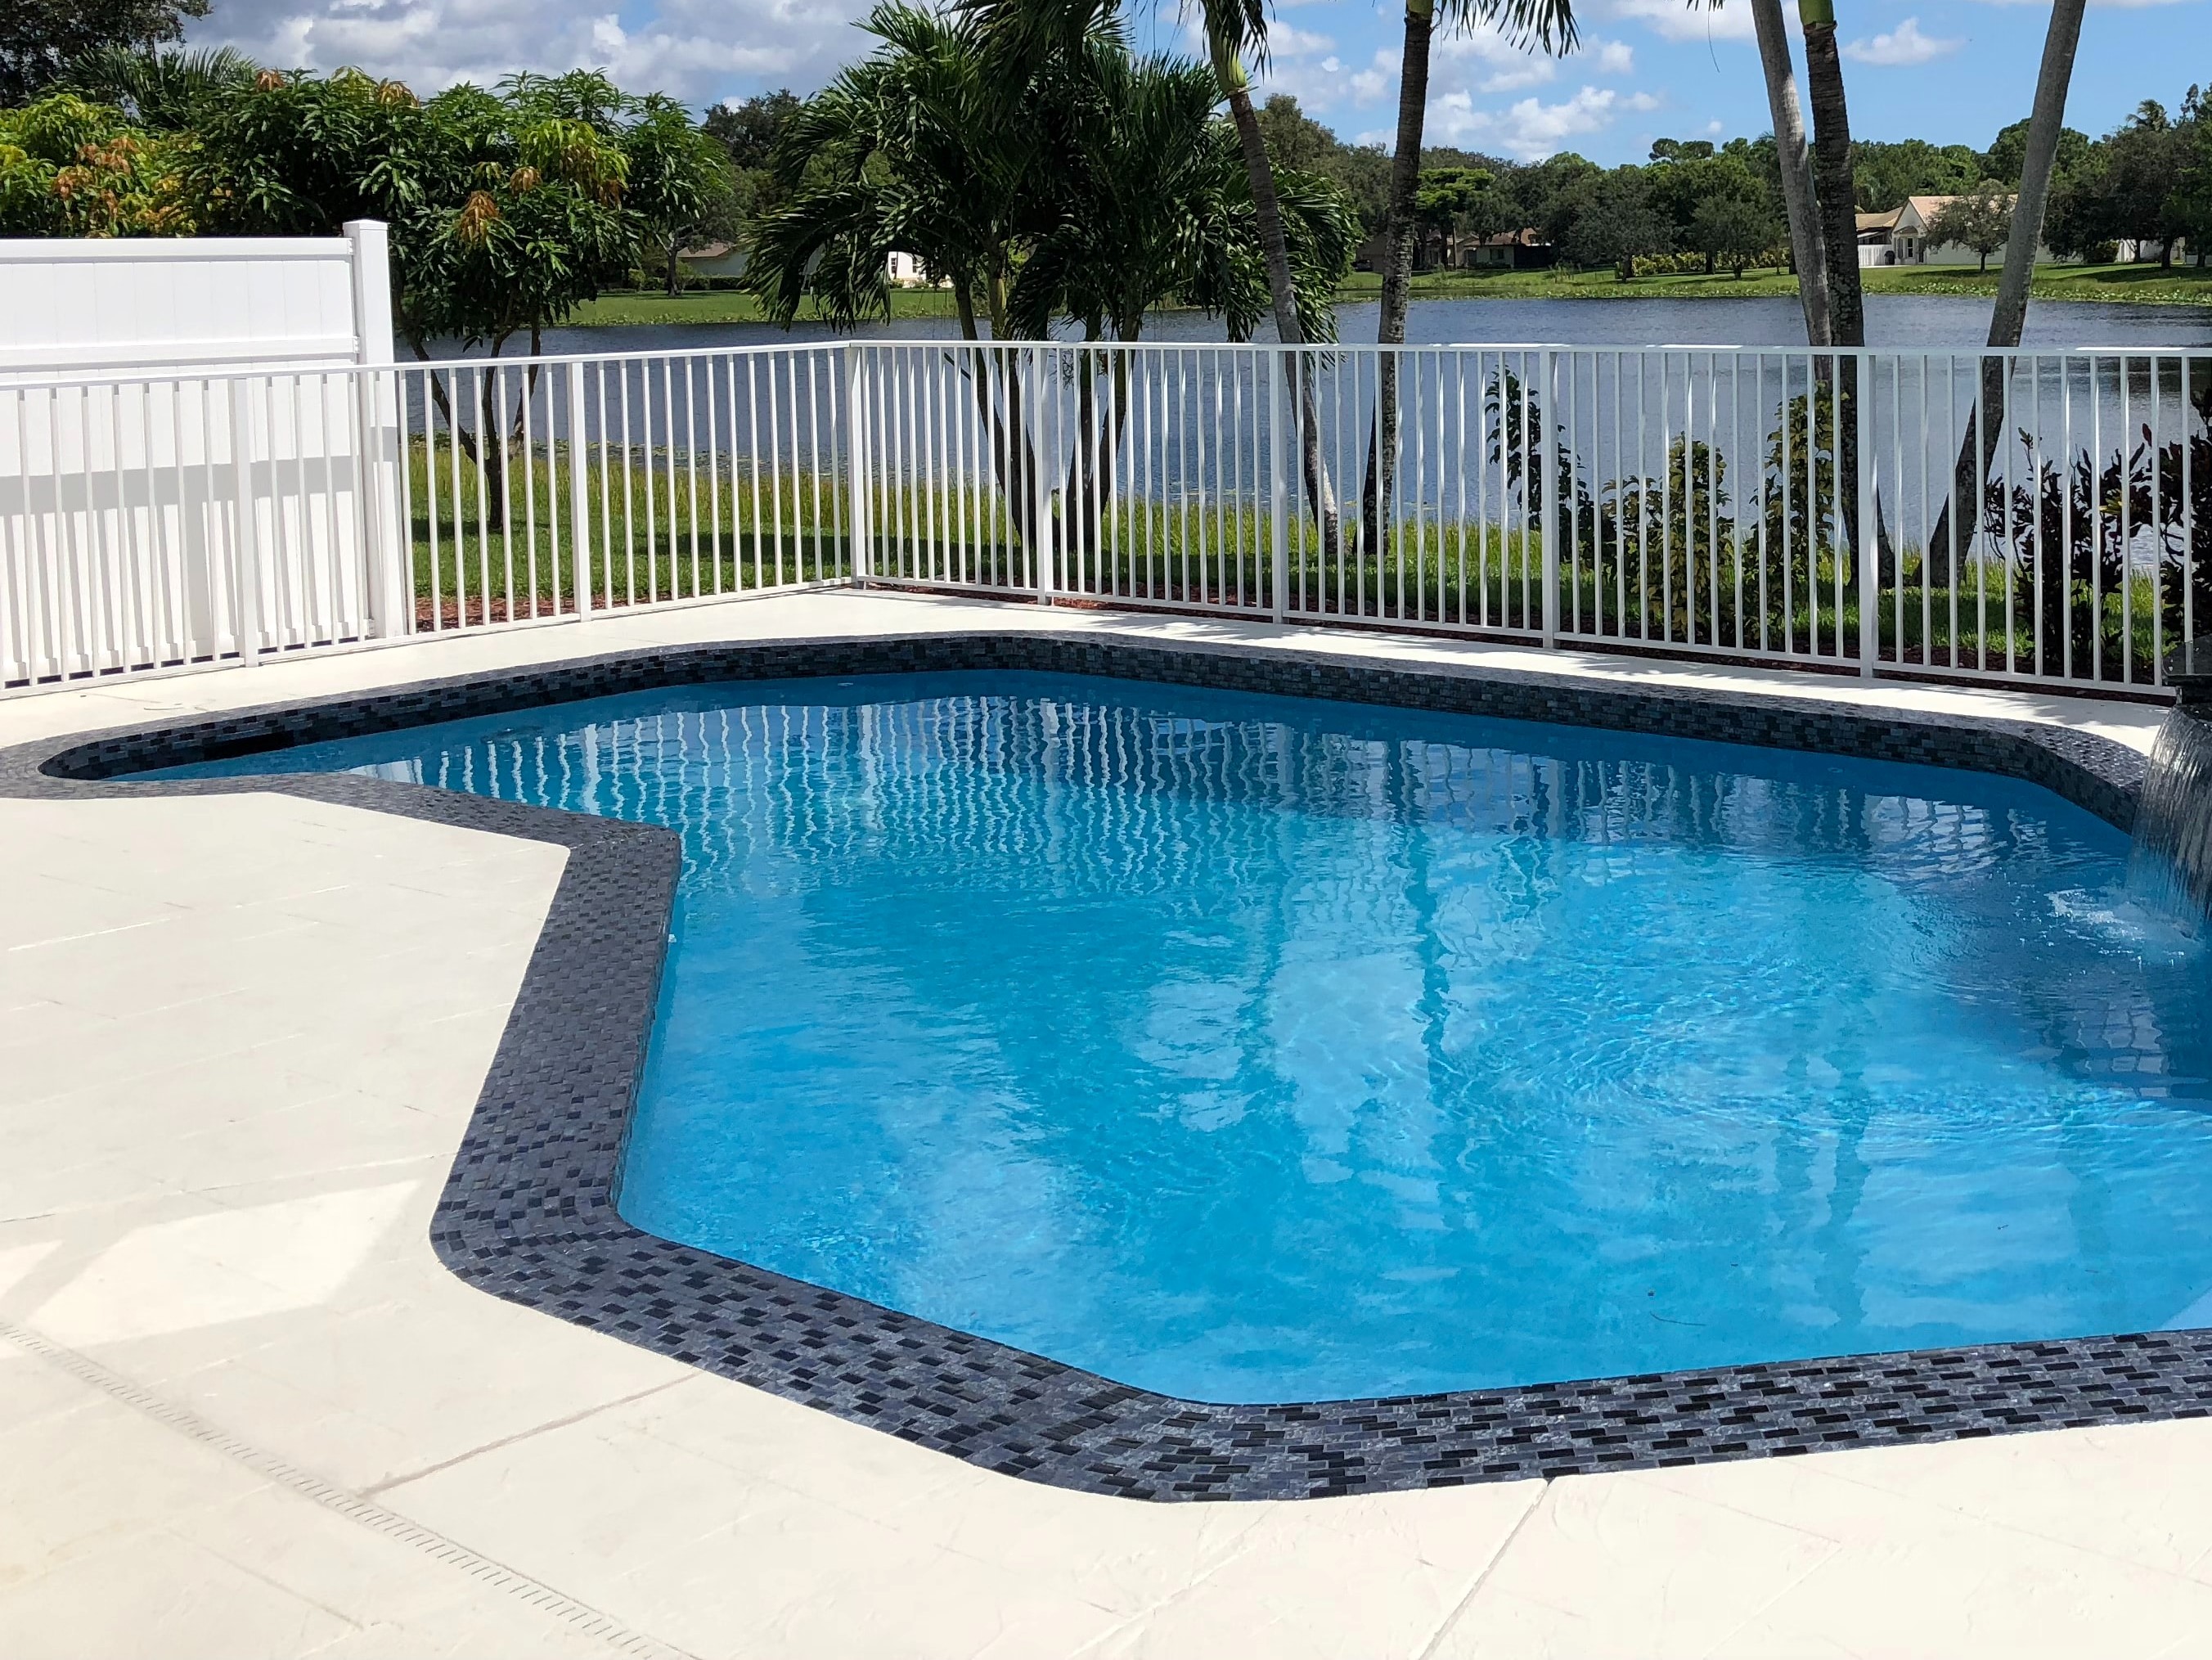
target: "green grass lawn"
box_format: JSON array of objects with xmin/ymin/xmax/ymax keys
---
[
  {"xmin": 569, "ymin": 261, "xmax": 2212, "ymax": 327},
  {"xmin": 1338, "ymin": 261, "xmax": 2212, "ymax": 305},
  {"xmin": 573, "ymin": 287, "xmax": 966, "ymax": 326}
]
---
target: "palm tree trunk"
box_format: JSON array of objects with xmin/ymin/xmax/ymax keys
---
[
  {"xmin": 1750, "ymin": 0, "xmax": 1831, "ymax": 347},
  {"xmin": 1209, "ymin": 28, "xmax": 1341, "ymax": 560},
  {"xmin": 1989, "ymin": 0, "xmax": 2085, "ymax": 349},
  {"xmin": 1924, "ymin": 0, "xmax": 2087, "ymax": 588},
  {"xmin": 1367, "ymin": 0, "xmax": 1436, "ymax": 557},
  {"xmin": 1798, "ymin": 0, "xmax": 1877, "ymax": 628},
  {"xmin": 1798, "ymin": 2, "xmax": 1862, "ymax": 347}
]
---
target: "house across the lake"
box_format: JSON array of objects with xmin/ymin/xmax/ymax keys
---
[{"xmin": 1855, "ymin": 196, "xmax": 2179, "ymax": 268}]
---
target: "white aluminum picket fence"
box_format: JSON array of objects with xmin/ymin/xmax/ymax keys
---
[{"xmin": 4, "ymin": 339, "xmax": 2206, "ymax": 697}]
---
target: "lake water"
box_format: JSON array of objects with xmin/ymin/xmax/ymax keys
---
[{"xmin": 511, "ymin": 295, "xmax": 2212, "ymax": 361}]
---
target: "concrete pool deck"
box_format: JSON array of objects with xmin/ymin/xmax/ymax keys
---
[{"xmin": 2, "ymin": 590, "xmax": 2208, "ymax": 1658}]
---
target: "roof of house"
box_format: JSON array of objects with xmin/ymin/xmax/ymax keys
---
[
  {"xmin": 1896, "ymin": 193, "xmax": 2014, "ymax": 229},
  {"xmin": 1856, "ymin": 208, "xmax": 1902, "ymax": 234}
]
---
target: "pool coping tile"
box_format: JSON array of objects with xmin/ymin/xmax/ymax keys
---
[{"xmin": 4, "ymin": 628, "xmax": 2205, "ymax": 1504}]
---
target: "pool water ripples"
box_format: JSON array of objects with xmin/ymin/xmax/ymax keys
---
[{"xmin": 171, "ymin": 672, "xmax": 2212, "ymax": 1401}]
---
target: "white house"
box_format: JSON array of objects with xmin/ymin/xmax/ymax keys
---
[{"xmin": 1883, "ymin": 196, "xmax": 2061, "ymax": 267}]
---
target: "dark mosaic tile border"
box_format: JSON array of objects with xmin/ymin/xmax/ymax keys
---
[{"xmin": 7, "ymin": 628, "xmax": 2208, "ymax": 1503}]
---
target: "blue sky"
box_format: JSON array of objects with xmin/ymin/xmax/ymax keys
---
[{"xmin": 193, "ymin": 0, "xmax": 2208, "ymax": 167}]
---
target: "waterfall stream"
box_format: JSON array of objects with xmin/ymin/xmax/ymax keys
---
[{"xmin": 2127, "ymin": 706, "xmax": 2212, "ymax": 934}]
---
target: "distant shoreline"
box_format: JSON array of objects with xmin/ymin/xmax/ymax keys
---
[{"xmin": 572, "ymin": 263, "xmax": 2212, "ymax": 326}]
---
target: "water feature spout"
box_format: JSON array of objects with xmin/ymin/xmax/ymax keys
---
[{"xmin": 2128, "ymin": 637, "xmax": 2212, "ymax": 930}]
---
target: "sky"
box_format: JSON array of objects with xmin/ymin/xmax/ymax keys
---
[{"xmin": 184, "ymin": 0, "xmax": 2209, "ymax": 167}]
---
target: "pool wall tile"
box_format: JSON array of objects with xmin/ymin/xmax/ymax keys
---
[{"xmin": 5, "ymin": 629, "xmax": 2201, "ymax": 1503}]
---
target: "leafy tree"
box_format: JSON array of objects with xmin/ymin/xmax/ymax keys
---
[
  {"xmin": 393, "ymin": 77, "xmax": 636, "ymax": 359},
  {"xmin": 1, "ymin": 0, "xmax": 207, "ymax": 106},
  {"xmin": 1253, "ymin": 94, "xmax": 1392, "ymax": 232},
  {"xmin": 183, "ymin": 67, "xmax": 641, "ymax": 357},
  {"xmin": 0, "ymin": 91, "xmax": 193, "ymax": 234},
  {"xmin": 625, "ymin": 95, "xmax": 741, "ymax": 295},
  {"xmin": 1927, "ymin": 179, "xmax": 2012, "ymax": 272},
  {"xmin": 1691, "ymin": 193, "xmax": 1779, "ymax": 277},
  {"xmin": 2169, "ymin": 87, "xmax": 2212, "ymax": 268},
  {"xmin": 1562, "ymin": 166, "xmax": 1670, "ymax": 280},
  {"xmin": 1413, "ymin": 165, "xmax": 1496, "ymax": 264},
  {"xmin": 1255, "ymin": 92, "xmax": 1338, "ymax": 174},
  {"xmin": 179, "ymin": 65, "xmax": 641, "ymax": 529},
  {"xmin": 1849, "ymin": 137, "xmax": 1981, "ymax": 212},
  {"xmin": 1982, "ymin": 115, "xmax": 2088, "ymax": 187},
  {"xmin": 704, "ymin": 88, "xmax": 800, "ymax": 223},
  {"xmin": 1647, "ymin": 147, "xmax": 1771, "ymax": 272},
  {"xmin": 2048, "ymin": 101, "xmax": 2196, "ymax": 266},
  {"xmin": 704, "ymin": 89, "xmax": 801, "ymax": 171}
]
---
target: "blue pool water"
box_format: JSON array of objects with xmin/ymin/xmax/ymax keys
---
[{"xmin": 162, "ymin": 672, "xmax": 2212, "ymax": 1401}]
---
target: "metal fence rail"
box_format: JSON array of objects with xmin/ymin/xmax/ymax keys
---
[{"xmin": 4, "ymin": 339, "xmax": 2205, "ymax": 697}]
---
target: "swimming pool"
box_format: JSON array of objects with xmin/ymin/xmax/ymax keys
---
[{"xmin": 165, "ymin": 670, "xmax": 2212, "ymax": 1403}]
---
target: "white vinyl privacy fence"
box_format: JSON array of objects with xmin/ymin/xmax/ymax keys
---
[{"xmin": 4, "ymin": 339, "xmax": 2207, "ymax": 696}]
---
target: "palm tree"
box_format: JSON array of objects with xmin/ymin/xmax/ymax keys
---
[
  {"xmin": 747, "ymin": 6, "xmax": 1034, "ymax": 342},
  {"xmin": 1991, "ymin": 0, "xmax": 2088, "ymax": 349},
  {"xmin": 60, "ymin": 45, "xmax": 256, "ymax": 130},
  {"xmin": 1743, "ymin": 0, "xmax": 1829, "ymax": 345},
  {"xmin": 1796, "ymin": 0, "xmax": 1862, "ymax": 346},
  {"xmin": 1369, "ymin": 0, "xmax": 1576, "ymax": 554},
  {"xmin": 1008, "ymin": 32, "xmax": 1356, "ymax": 569},
  {"xmin": 1923, "ymin": 0, "xmax": 2088, "ymax": 585},
  {"xmin": 749, "ymin": 6, "xmax": 1356, "ymax": 569},
  {"xmin": 964, "ymin": 0, "xmax": 1345, "ymax": 549}
]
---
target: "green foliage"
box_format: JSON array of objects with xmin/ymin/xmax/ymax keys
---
[
  {"xmin": 0, "ymin": 91, "xmax": 193, "ymax": 235},
  {"xmin": 1981, "ymin": 116, "xmax": 2089, "ymax": 187},
  {"xmin": 745, "ymin": 5, "xmax": 1031, "ymax": 334},
  {"xmin": 59, "ymin": 45, "xmax": 254, "ymax": 129},
  {"xmin": 1, "ymin": 0, "xmax": 205, "ymax": 106},
  {"xmin": 1849, "ymin": 138, "xmax": 1982, "ymax": 213},
  {"xmin": 747, "ymin": 4, "xmax": 1355, "ymax": 342},
  {"xmin": 625, "ymin": 95, "xmax": 740, "ymax": 294},
  {"xmin": 177, "ymin": 65, "xmax": 645, "ymax": 355},
  {"xmin": 1926, "ymin": 180, "xmax": 2012, "ymax": 272},
  {"xmin": 2045, "ymin": 89, "xmax": 2212, "ymax": 266},
  {"xmin": 1690, "ymin": 194, "xmax": 1780, "ymax": 277},
  {"xmin": 1561, "ymin": 166, "xmax": 1671, "ymax": 279}
]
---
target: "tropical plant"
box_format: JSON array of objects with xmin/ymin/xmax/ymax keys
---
[
  {"xmin": 1007, "ymin": 38, "xmax": 1355, "ymax": 343},
  {"xmin": 1925, "ymin": 0, "xmax": 2086, "ymax": 584},
  {"xmin": 59, "ymin": 45, "xmax": 255, "ymax": 129},
  {"xmin": 1, "ymin": 0, "xmax": 206, "ymax": 106},
  {"xmin": 0, "ymin": 92, "xmax": 193, "ymax": 236},
  {"xmin": 744, "ymin": 5, "xmax": 1034, "ymax": 340},
  {"xmin": 1796, "ymin": 0, "xmax": 1863, "ymax": 347}
]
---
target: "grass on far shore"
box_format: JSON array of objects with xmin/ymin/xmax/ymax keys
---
[
  {"xmin": 1341, "ymin": 260, "xmax": 2212, "ymax": 306},
  {"xmin": 571, "ymin": 259, "xmax": 2212, "ymax": 326}
]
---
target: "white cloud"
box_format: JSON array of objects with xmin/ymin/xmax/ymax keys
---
[
  {"xmin": 1594, "ymin": 39, "xmax": 1636, "ymax": 75},
  {"xmin": 1607, "ymin": 0, "xmax": 1756, "ymax": 45},
  {"xmin": 1841, "ymin": 16, "xmax": 1962, "ymax": 65},
  {"xmin": 1265, "ymin": 22, "xmax": 1339, "ymax": 59},
  {"xmin": 189, "ymin": 0, "xmax": 864, "ymax": 100},
  {"xmin": 1427, "ymin": 84, "xmax": 1640, "ymax": 160}
]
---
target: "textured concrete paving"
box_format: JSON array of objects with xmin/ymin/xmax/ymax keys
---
[{"xmin": 2, "ymin": 592, "xmax": 2205, "ymax": 1659}]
